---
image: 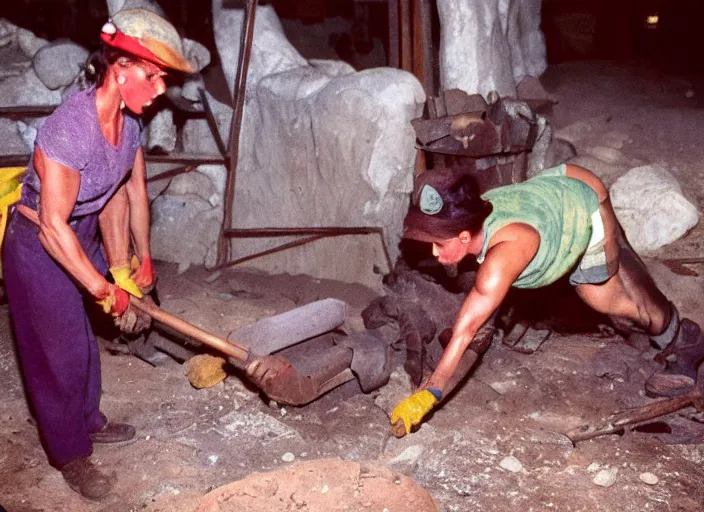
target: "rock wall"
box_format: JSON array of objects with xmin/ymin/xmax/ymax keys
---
[{"xmin": 438, "ymin": 0, "xmax": 546, "ymax": 99}]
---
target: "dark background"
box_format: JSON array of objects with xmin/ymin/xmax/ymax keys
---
[{"xmin": 1, "ymin": 0, "xmax": 703, "ymax": 74}]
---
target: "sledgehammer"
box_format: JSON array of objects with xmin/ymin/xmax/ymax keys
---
[{"xmin": 129, "ymin": 296, "xmax": 252, "ymax": 368}]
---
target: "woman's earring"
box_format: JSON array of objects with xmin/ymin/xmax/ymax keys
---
[{"xmin": 117, "ymin": 75, "xmax": 126, "ymax": 85}]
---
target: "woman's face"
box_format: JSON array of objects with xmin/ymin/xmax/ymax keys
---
[
  {"xmin": 115, "ymin": 58, "xmax": 167, "ymax": 115},
  {"xmin": 431, "ymin": 234, "xmax": 469, "ymax": 266}
]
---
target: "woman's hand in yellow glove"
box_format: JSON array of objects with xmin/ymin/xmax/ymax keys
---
[
  {"xmin": 390, "ymin": 387, "xmax": 443, "ymax": 436},
  {"xmin": 109, "ymin": 264, "xmax": 143, "ymax": 298}
]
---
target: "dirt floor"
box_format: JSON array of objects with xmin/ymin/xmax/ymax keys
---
[{"xmin": 2, "ymin": 60, "xmax": 704, "ymax": 511}]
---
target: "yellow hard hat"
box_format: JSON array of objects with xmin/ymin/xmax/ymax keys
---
[{"xmin": 100, "ymin": 8, "xmax": 195, "ymax": 74}]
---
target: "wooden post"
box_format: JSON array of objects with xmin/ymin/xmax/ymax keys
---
[
  {"xmin": 388, "ymin": 0, "xmax": 400, "ymax": 68},
  {"xmin": 399, "ymin": 0, "xmax": 412, "ymax": 72}
]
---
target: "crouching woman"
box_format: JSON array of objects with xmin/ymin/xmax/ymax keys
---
[{"xmin": 391, "ymin": 163, "xmax": 704, "ymax": 435}]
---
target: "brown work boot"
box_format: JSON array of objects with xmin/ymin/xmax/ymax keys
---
[
  {"xmin": 60, "ymin": 457, "xmax": 114, "ymax": 500},
  {"xmin": 645, "ymin": 319, "xmax": 704, "ymax": 397},
  {"xmin": 89, "ymin": 421, "xmax": 136, "ymax": 444}
]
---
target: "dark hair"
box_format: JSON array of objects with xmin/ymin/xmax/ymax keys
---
[
  {"xmin": 80, "ymin": 45, "xmax": 138, "ymax": 89},
  {"xmin": 403, "ymin": 171, "xmax": 493, "ymax": 242}
]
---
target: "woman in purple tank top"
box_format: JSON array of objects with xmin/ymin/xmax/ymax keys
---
[{"xmin": 2, "ymin": 9, "xmax": 195, "ymax": 500}]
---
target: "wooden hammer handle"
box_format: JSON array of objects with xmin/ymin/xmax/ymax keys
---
[{"xmin": 129, "ymin": 296, "xmax": 250, "ymax": 365}]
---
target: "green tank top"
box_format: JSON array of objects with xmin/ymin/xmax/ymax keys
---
[{"xmin": 477, "ymin": 164, "xmax": 600, "ymax": 289}]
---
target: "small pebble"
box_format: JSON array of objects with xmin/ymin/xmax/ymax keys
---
[
  {"xmin": 499, "ymin": 456, "xmax": 523, "ymax": 473},
  {"xmin": 282, "ymin": 452, "xmax": 295, "ymax": 462},
  {"xmin": 586, "ymin": 462, "xmax": 600, "ymax": 473},
  {"xmin": 639, "ymin": 472, "xmax": 659, "ymax": 485},
  {"xmin": 593, "ymin": 468, "xmax": 618, "ymax": 487}
]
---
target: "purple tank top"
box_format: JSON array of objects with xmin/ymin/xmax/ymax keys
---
[{"xmin": 21, "ymin": 86, "xmax": 141, "ymax": 218}]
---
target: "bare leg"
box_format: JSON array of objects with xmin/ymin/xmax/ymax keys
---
[
  {"xmin": 566, "ymin": 167, "xmax": 702, "ymax": 396},
  {"xmin": 574, "ymin": 200, "xmax": 670, "ymax": 336}
]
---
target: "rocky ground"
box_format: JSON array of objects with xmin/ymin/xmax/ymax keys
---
[{"xmin": 1, "ymin": 60, "xmax": 704, "ymax": 511}]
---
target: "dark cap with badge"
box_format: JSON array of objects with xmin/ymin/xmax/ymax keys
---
[{"xmin": 403, "ymin": 168, "xmax": 492, "ymax": 242}]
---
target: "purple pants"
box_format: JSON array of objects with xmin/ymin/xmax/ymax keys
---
[{"xmin": 3, "ymin": 210, "xmax": 108, "ymax": 467}]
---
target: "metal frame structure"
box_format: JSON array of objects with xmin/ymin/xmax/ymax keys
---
[{"xmin": 1, "ymin": 1, "xmax": 423, "ymax": 275}]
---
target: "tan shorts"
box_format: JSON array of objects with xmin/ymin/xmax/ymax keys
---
[{"xmin": 569, "ymin": 210, "xmax": 611, "ymax": 286}]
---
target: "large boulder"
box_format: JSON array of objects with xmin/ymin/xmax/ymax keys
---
[{"xmin": 610, "ymin": 164, "xmax": 699, "ymax": 252}]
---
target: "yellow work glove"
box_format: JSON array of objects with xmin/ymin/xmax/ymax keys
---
[
  {"xmin": 109, "ymin": 264, "xmax": 143, "ymax": 298},
  {"xmin": 0, "ymin": 167, "xmax": 26, "ymax": 277},
  {"xmin": 390, "ymin": 388, "xmax": 442, "ymax": 436}
]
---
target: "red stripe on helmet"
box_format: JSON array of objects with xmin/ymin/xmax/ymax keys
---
[{"xmin": 100, "ymin": 30, "xmax": 169, "ymax": 69}]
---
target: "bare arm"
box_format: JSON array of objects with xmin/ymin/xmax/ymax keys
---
[
  {"xmin": 425, "ymin": 225, "xmax": 540, "ymax": 394},
  {"xmin": 33, "ymin": 147, "xmax": 111, "ymax": 298},
  {"xmin": 124, "ymin": 147, "xmax": 151, "ymax": 261},
  {"xmin": 99, "ymin": 185, "xmax": 131, "ymax": 268}
]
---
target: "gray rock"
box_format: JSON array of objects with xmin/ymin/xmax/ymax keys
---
[
  {"xmin": 0, "ymin": 19, "xmax": 17, "ymax": 48},
  {"xmin": 181, "ymin": 90, "xmax": 232, "ymax": 155},
  {"xmin": 543, "ymin": 137, "xmax": 577, "ymax": 169},
  {"xmin": 150, "ymin": 194, "xmax": 222, "ymax": 268},
  {"xmin": 181, "ymin": 78, "xmax": 204, "ymax": 103},
  {"xmin": 147, "ymin": 108, "xmax": 177, "ymax": 154},
  {"xmin": 639, "ymin": 472, "xmax": 659, "ymax": 485},
  {"xmin": 17, "ymin": 28, "xmax": 49, "ymax": 59},
  {"xmin": 610, "ymin": 165, "xmax": 699, "ymax": 252},
  {"xmin": 499, "ymin": 456, "xmax": 523, "ymax": 473},
  {"xmin": 165, "ymin": 170, "xmax": 216, "ymax": 204},
  {"xmin": 196, "ymin": 165, "xmax": 227, "ymax": 206},
  {"xmin": 388, "ymin": 445, "xmax": 424, "ymax": 474},
  {"xmin": 438, "ymin": 0, "xmax": 546, "ymax": 99},
  {"xmin": 0, "ymin": 68, "xmax": 62, "ymax": 107},
  {"xmin": 16, "ymin": 119, "xmax": 44, "ymax": 151},
  {"xmin": 0, "ymin": 118, "xmax": 30, "ymax": 155},
  {"xmin": 107, "ymin": 0, "xmax": 165, "ymax": 16},
  {"xmin": 644, "ymin": 259, "xmax": 704, "ymax": 330},
  {"xmin": 592, "ymin": 467, "xmax": 618, "ymax": 487},
  {"xmin": 213, "ymin": 3, "xmax": 307, "ymax": 94},
  {"xmin": 182, "ymin": 38, "xmax": 211, "ymax": 72},
  {"xmin": 308, "ymin": 59, "xmax": 356, "ymax": 78},
  {"xmin": 33, "ymin": 41, "xmax": 89, "ymax": 90}
]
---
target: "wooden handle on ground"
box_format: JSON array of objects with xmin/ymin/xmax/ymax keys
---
[{"xmin": 129, "ymin": 296, "xmax": 250, "ymax": 364}]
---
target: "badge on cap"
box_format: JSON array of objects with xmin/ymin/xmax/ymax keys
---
[{"xmin": 419, "ymin": 184, "xmax": 443, "ymax": 215}]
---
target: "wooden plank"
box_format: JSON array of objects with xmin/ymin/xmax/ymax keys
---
[
  {"xmin": 413, "ymin": 0, "xmax": 433, "ymax": 96},
  {"xmin": 399, "ymin": 0, "xmax": 412, "ymax": 72}
]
